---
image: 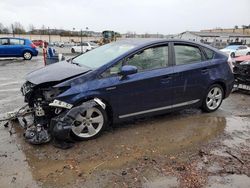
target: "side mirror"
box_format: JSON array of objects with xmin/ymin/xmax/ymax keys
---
[{"xmin": 119, "ymin": 65, "xmax": 138, "ymax": 77}]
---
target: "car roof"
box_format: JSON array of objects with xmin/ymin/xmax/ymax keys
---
[
  {"xmin": 114, "ymin": 38, "xmax": 216, "ymax": 51},
  {"xmin": 0, "ymin": 37, "xmax": 27, "ymax": 40}
]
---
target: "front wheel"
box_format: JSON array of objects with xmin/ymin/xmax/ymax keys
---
[
  {"xmin": 202, "ymin": 84, "xmax": 224, "ymax": 112},
  {"xmin": 71, "ymin": 105, "xmax": 108, "ymax": 141},
  {"xmin": 71, "ymin": 48, "xmax": 75, "ymax": 53},
  {"xmin": 247, "ymin": 52, "xmax": 250, "ymax": 55},
  {"xmin": 230, "ymin": 52, "xmax": 235, "ymax": 58},
  {"xmin": 23, "ymin": 51, "xmax": 33, "ymax": 60}
]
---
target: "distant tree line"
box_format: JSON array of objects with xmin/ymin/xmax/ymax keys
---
[{"xmin": 0, "ymin": 22, "xmax": 103, "ymax": 37}]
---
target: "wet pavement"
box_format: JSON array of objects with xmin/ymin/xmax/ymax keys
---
[{"xmin": 0, "ymin": 57, "xmax": 250, "ymax": 188}]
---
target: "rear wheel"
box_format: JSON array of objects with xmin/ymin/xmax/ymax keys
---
[
  {"xmin": 23, "ymin": 51, "xmax": 32, "ymax": 60},
  {"xmin": 247, "ymin": 52, "xmax": 250, "ymax": 55},
  {"xmin": 202, "ymin": 84, "xmax": 224, "ymax": 112},
  {"xmin": 230, "ymin": 52, "xmax": 235, "ymax": 58},
  {"xmin": 71, "ymin": 48, "xmax": 75, "ymax": 53},
  {"xmin": 71, "ymin": 105, "xmax": 108, "ymax": 141}
]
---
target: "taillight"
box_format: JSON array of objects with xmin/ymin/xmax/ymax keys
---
[
  {"xmin": 30, "ymin": 43, "xmax": 36, "ymax": 48},
  {"xmin": 227, "ymin": 56, "xmax": 234, "ymax": 73}
]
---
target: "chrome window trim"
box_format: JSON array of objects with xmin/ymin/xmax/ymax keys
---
[{"xmin": 119, "ymin": 99, "xmax": 200, "ymax": 118}]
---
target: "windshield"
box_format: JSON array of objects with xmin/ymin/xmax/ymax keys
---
[
  {"xmin": 225, "ymin": 45, "xmax": 239, "ymax": 50},
  {"xmin": 89, "ymin": 42, "xmax": 98, "ymax": 46},
  {"xmin": 72, "ymin": 42, "xmax": 136, "ymax": 68}
]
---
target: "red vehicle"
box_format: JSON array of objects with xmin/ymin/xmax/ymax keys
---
[{"xmin": 32, "ymin": 40, "xmax": 44, "ymax": 48}]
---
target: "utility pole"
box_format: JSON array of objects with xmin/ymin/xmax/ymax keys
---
[
  {"xmin": 48, "ymin": 27, "xmax": 51, "ymax": 43},
  {"xmin": 86, "ymin": 27, "xmax": 89, "ymax": 41},
  {"xmin": 11, "ymin": 24, "xmax": 15, "ymax": 37},
  {"xmin": 81, "ymin": 29, "xmax": 83, "ymax": 53}
]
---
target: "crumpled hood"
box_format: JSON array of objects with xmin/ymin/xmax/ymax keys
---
[{"xmin": 26, "ymin": 61, "xmax": 90, "ymax": 85}]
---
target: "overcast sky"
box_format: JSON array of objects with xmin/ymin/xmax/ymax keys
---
[{"xmin": 0, "ymin": 0, "xmax": 249, "ymax": 34}]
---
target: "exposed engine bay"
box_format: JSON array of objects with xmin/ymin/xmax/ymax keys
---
[{"xmin": 19, "ymin": 81, "xmax": 105, "ymax": 149}]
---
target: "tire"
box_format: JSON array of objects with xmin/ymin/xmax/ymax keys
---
[
  {"xmin": 71, "ymin": 48, "xmax": 75, "ymax": 53},
  {"xmin": 230, "ymin": 52, "xmax": 235, "ymax": 58},
  {"xmin": 71, "ymin": 105, "xmax": 108, "ymax": 141},
  {"xmin": 247, "ymin": 52, "xmax": 250, "ymax": 55},
  {"xmin": 201, "ymin": 84, "xmax": 224, "ymax": 113},
  {"xmin": 23, "ymin": 51, "xmax": 33, "ymax": 60}
]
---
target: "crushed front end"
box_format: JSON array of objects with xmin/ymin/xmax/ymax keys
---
[{"xmin": 21, "ymin": 81, "xmax": 72, "ymax": 145}]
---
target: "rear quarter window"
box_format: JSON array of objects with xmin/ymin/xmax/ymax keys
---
[{"xmin": 203, "ymin": 47, "xmax": 214, "ymax": 60}]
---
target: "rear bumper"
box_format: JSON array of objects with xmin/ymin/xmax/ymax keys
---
[
  {"xmin": 225, "ymin": 79, "xmax": 235, "ymax": 98},
  {"xmin": 32, "ymin": 49, "xmax": 39, "ymax": 56}
]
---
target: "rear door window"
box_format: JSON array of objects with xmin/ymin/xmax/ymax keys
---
[
  {"xmin": 174, "ymin": 44, "xmax": 202, "ymax": 65},
  {"xmin": 9, "ymin": 39, "xmax": 24, "ymax": 45}
]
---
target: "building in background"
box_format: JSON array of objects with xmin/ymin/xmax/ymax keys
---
[{"xmin": 177, "ymin": 31, "xmax": 250, "ymax": 49}]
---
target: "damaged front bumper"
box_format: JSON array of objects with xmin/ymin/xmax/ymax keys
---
[{"xmin": 21, "ymin": 96, "xmax": 105, "ymax": 148}]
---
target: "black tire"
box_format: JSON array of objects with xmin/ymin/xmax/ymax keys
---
[
  {"xmin": 71, "ymin": 48, "xmax": 75, "ymax": 53},
  {"xmin": 230, "ymin": 52, "xmax": 235, "ymax": 58},
  {"xmin": 247, "ymin": 52, "xmax": 250, "ymax": 55},
  {"xmin": 23, "ymin": 51, "xmax": 33, "ymax": 60},
  {"xmin": 201, "ymin": 84, "xmax": 224, "ymax": 113},
  {"xmin": 71, "ymin": 105, "xmax": 108, "ymax": 141}
]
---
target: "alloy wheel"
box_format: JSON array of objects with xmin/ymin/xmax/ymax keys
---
[
  {"xmin": 24, "ymin": 52, "xmax": 32, "ymax": 60},
  {"xmin": 206, "ymin": 86, "xmax": 223, "ymax": 110},
  {"xmin": 72, "ymin": 107, "xmax": 104, "ymax": 138}
]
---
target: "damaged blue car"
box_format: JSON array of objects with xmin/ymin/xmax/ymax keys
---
[{"xmin": 21, "ymin": 39, "xmax": 234, "ymax": 146}]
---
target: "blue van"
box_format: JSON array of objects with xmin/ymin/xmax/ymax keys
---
[{"xmin": 0, "ymin": 37, "xmax": 38, "ymax": 60}]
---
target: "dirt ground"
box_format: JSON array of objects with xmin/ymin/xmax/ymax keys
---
[{"xmin": 0, "ymin": 56, "xmax": 250, "ymax": 188}]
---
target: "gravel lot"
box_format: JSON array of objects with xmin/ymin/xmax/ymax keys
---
[{"xmin": 0, "ymin": 56, "xmax": 250, "ymax": 188}]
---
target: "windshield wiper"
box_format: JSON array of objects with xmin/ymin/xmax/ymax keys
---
[{"xmin": 71, "ymin": 59, "xmax": 81, "ymax": 66}]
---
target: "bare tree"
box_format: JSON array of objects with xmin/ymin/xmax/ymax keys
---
[
  {"xmin": 12, "ymin": 22, "xmax": 26, "ymax": 34},
  {"xmin": 28, "ymin": 24, "xmax": 36, "ymax": 33},
  {"xmin": 41, "ymin": 25, "xmax": 46, "ymax": 35},
  {"xmin": 0, "ymin": 23, "xmax": 4, "ymax": 33}
]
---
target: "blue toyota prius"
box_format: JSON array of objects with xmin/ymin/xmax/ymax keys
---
[{"xmin": 21, "ymin": 39, "xmax": 234, "ymax": 143}]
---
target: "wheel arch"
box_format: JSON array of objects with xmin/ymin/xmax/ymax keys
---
[
  {"xmin": 22, "ymin": 49, "xmax": 33, "ymax": 55},
  {"xmin": 75, "ymin": 96, "xmax": 114, "ymax": 124},
  {"xmin": 210, "ymin": 81, "xmax": 226, "ymax": 99}
]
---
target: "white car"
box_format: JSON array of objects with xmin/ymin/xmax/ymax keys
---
[
  {"xmin": 220, "ymin": 45, "xmax": 250, "ymax": 58},
  {"xmin": 71, "ymin": 42, "xmax": 99, "ymax": 53}
]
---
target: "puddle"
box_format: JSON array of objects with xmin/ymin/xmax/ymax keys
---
[
  {"xmin": 222, "ymin": 117, "xmax": 250, "ymax": 148},
  {"xmin": 13, "ymin": 114, "xmax": 226, "ymax": 187},
  {"xmin": 143, "ymin": 176, "xmax": 179, "ymax": 188},
  {"xmin": 206, "ymin": 174, "xmax": 250, "ymax": 188}
]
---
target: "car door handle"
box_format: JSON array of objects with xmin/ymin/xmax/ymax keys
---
[
  {"xmin": 106, "ymin": 86, "xmax": 116, "ymax": 91},
  {"xmin": 161, "ymin": 76, "xmax": 172, "ymax": 83},
  {"xmin": 201, "ymin": 68, "xmax": 209, "ymax": 74}
]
